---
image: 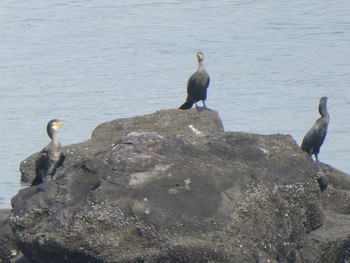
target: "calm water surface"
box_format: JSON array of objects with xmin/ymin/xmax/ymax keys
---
[{"xmin": 1, "ymin": 0, "xmax": 350, "ymax": 208}]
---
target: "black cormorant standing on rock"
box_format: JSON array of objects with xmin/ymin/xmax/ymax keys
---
[
  {"xmin": 301, "ymin": 97, "xmax": 330, "ymax": 162},
  {"xmin": 179, "ymin": 52, "xmax": 210, "ymax": 110},
  {"xmin": 31, "ymin": 119, "xmax": 65, "ymax": 186}
]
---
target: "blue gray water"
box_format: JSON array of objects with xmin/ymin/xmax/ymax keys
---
[{"xmin": 1, "ymin": 0, "xmax": 350, "ymax": 209}]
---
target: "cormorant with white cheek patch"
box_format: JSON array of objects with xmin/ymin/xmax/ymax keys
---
[
  {"xmin": 31, "ymin": 119, "xmax": 65, "ymax": 186},
  {"xmin": 179, "ymin": 52, "xmax": 210, "ymax": 110}
]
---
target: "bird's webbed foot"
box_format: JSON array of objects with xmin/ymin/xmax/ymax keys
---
[
  {"xmin": 194, "ymin": 101, "xmax": 199, "ymax": 109},
  {"xmin": 195, "ymin": 106, "xmax": 205, "ymax": 112},
  {"xmin": 200, "ymin": 101, "xmax": 212, "ymax": 111},
  {"xmin": 195, "ymin": 102, "xmax": 204, "ymax": 111},
  {"xmin": 314, "ymin": 154, "xmax": 322, "ymax": 165}
]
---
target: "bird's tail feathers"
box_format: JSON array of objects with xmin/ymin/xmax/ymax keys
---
[
  {"xmin": 31, "ymin": 173, "xmax": 43, "ymax": 186},
  {"xmin": 57, "ymin": 153, "xmax": 66, "ymax": 168},
  {"xmin": 179, "ymin": 101, "xmax": 193, "ymax": 110}
]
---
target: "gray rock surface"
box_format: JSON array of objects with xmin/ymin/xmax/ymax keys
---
[
  {"xmin": 0, "ymin": 209, "xmax": 30, "ymax": 263},
  {"xmin": 0, "ymin": 209, "xmax": 14, "ymax": 262},
  {"xmin": 9, "ymin": 109, "xmax": 350, "ymax": 262}
]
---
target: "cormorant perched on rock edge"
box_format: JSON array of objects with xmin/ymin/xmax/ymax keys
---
[
  {"xmin": 179, "ymin": 52, "xmax": 210, "ymax": 110},
  {"xmin": 301, "ymin": 97, "xmax": 330, "ymax": 162},
  {"xmin": 31, "ymin": 119, "xmax": 65, "ymax": 186}
]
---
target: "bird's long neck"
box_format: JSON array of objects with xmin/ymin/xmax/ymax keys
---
[
  {"xmin": 197, "ymin": 61, "xmax": 205, "ymax": 71},
  {"xmin": 319, "ymin": 103, "xmax": 330, "ymax": 123},
  {"xmin": 323, "ymin": 112, "xmax": 330, "ymax": 124},
  {"xmin": 319, "ymin": 103, "xmax": 328, "ymax": 117},
  {"xmin": 52, "ymin": 133, "xmax": 61, "ymax": 147},
  {"xmin": 49, "ymin": 129, "xmax": 61, "ymax": 148}
]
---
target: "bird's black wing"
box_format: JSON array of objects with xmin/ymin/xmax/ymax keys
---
[
  {"xmin": 301, "ymin": 117, "xmax": 328, "ymax": 156},
  {"xmin": 312, "ymin": 119, "xmax": 328, "ymax": 153},
  {"xmin": 179, "ymin": 73, "xmax": 198, "ymax": 109},
  {"xmin": 301, "ymin": 126, "xmax": 316, "ymax": 155},
  {"xmin": 186, "ymin": 72, "xmax": 199, "ymax": 102},
  {"xmin": 32, "ymin": 150, "xmax": 49, "ymax": 186},
  {"xmin": 200, "ymin": 73, "xmax": 210, "ymax": 100},
  {"xmin": 57, "ymin": 153, "xmax": 65, "ymax": 168}
]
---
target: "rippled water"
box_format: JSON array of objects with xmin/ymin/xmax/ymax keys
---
[{"xmin": 1, "ymin": 0, "xmax": 350, "ymax": 208}]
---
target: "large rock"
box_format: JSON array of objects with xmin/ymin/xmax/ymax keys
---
[
  {"xmin": 0, "ymin": 209, "xmax": 30, "ymax": 263},
  {"xmin": 10, "ymin": 109, "xmax": 350, "ymax": 262},
  {"xmin": 0, "ymin": 209, "xmax": 15, "ymax": 262}
]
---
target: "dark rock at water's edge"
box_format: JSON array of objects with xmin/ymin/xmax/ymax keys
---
[
  {"xmin": 0, "ymin": 209, "xmax": 30, "ymax": 263},
  {"xmin": 0, "ymin": 209, "xmax": 16, "ymax": 262},
  {"xmin": 10, "ymin": 109, "xmax": 350, "ymax": 262}
]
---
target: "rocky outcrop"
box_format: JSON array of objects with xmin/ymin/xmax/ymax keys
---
[
  {"xmin": 10, "ymin": 109, "xmax": 350, "ymax": 262},
  {"xmin": 0, "ymin": 209, "xmax": 15, "ymax": 262},
  {"xmin": 0, "ymin": 209, "xmax": 30, "ymax": 263}
]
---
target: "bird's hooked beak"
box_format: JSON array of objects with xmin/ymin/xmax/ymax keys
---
[{"xmin": 55, "ymin": 120, "xmax": 64, "ymax": 129}]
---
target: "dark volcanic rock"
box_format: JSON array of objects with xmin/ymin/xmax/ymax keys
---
[
  {"xmin": 19, "ymin": 109, "xmax": 224, "ymax": 184},
  {"xmin": 10, "ymin": 109, "xmax": 350, "ymax": 262},
  {"xmin": 0, "ymin": 209, "xmax": 30, "ymax": 263},
  {"xmin": 0, "ymin": 209, "xmax": 15, "ymax": 262}
]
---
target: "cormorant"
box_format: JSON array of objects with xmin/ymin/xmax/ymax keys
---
[
  {"xmin": 301, "ymin": 97, "xmax": 330, "ymax": 162},
  {"xmin": 179, "ymin": 52, "xmax": 210, "ymax": 110},
  {"xmin": 31, "ymin": 119, "xmax": 65, "ymax": 186}
]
